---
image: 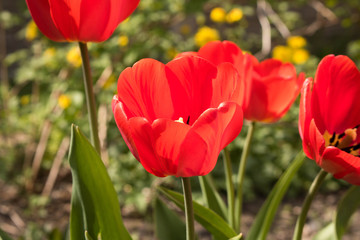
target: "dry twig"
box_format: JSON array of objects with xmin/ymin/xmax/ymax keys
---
[{"xmin": 41, "ymin": 137, "xmax": 70, "ymax": 197}]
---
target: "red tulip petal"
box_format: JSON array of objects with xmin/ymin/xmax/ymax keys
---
[
  {"xmin": 174, "ymin": 52, "xmax": 198, "ymax": 59},
  {"xmin": 47, "ymin": 0, "xmax": 82, "ymax": 41},
  {"xmin": 151, "ymin": 119, "xmax": 198, "ymax": 177},
  {"xmin": 308, "ymin": 119, "xmax": 325, "ymax": 163},
  {"xmin": 78, "ymin": 0, "xmax": 112, "ymax": 42},
  {"xmin": 25, "ymin": 0, "xmax": 65, "ymax": 41},
  {"xmin": 211, "ymin": 62, "xmax": 244, "ymax": 107},
  {"xmin": 166, "ymin": 56, "xmax": 216, "ymax": 124},
  {"xmin": 340, "ymin": 171, "xmax": 360, "ymax": 185},
  {"xmin": 254, "ymin": 59, "xmax": 283, "ymax": 77},
  {"xmin": 184, "ymin": 102, "xmax": 243, "ymax": 175},
  {"xmin": 321, "ymin": 147, "xmax": 360, "ymax": 185},
  {"xmin": 112, "ymin": 96, "xmax": 139, "ymax": 160},
  {"xmin": 217, "ymin": 102, "xmax": 244, "ymax": 150},
  {"xmin": 100, "ymin": 0, "xmax": 140, "ymax": 42},
  {"xmin": 198, "ymin": 40, "xmax": 243, "ymax": 67},
  {"xmin": 299, "ymin": 78, "xmax": 314, "ymax": 158},
  {"xmin": 116, "ymin": 59, "xmax": 175, "ymax": 122},
  {"xmin": 126, "ymin": 117, "xmax": 167, "ymax": 177},
  {"xmin": 198, "ymin": 41, "xmax": 252, "ymax": 102},
  {"xmin": 312, "ymin": 55, "xmax": 360, "ymax": 134}
]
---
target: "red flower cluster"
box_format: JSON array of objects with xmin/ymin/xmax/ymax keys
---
[
  {"xmin": 25, "ymin": 0, "xmax": 140, "ymax": 42},
  {"xmin": 299, "ymin": 55, "xmax": 360, "ymax": 185},
  {"xmin": 112, "ymin": 41, "xmax": 304, "ymax": 177},
  {"xmin": 179, "ymin": 40, "xmax": 305, "ymax": 123}
]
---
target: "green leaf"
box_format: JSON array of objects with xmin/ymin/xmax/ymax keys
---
[
  {"xmin": 247, "ymin": 151, "xmax": 305, "ymax": 240},
  {"xmin": 312, "ymin": 223, "xmax": 336, "ymax": 240},
  {"xmin": 199, "ymin": 175, "xmax": 227, "ymax": 220},
  {"xmin": 335, "ymin": 185, "xmax": 360, "ymax": 239},
  {"xmin": 68, "ymin": 125, "xmax": 132, "ymax": 240},
  {"xmin": 154, "ymin": 197, "xmax": 186, "ymax": 240},
  {"xmin": 159, "ymin": 187, "xmax": 237, "ymax": 240},
  {"xmin": 0, "ymin": 228, "xmax": 13, "ymax": 240},
  {"xmin": 229, "ymin": 233, "xmax": 243, "ymax": 240}
]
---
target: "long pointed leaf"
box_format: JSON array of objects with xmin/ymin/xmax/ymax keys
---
[
  {"xmin": 335, "ymin": 185, "xmax": 360, "ymax": 239},
  {"xmin": 154, "ymin": 197, "xmax": 186, "ymax": 240},
  {"xmin": 159, "ymin": 187, "xmax": 237, "ymax": 240},
  {"xmin": 68, "ymin": 125, "xmax": 131, "ymax": 240},
  {"xmin": 199, "ymin": 175, "xmax": 227, "ymax": 220},
  {"xmin": 247, "ymin": 151, "xmax": 305, "ymax": 240}
]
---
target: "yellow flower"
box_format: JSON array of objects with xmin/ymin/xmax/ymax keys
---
[
  {"xmin": 20, "ymin": 95, "xmax": 30, "ymax": 105},
  {"xmin": 272, "ymin": 45, "xmax": 293, "ymax": 63},
  {"xmin": 25, "ymin": 21, "xmax": 38, "ymax": 41},
  {"xmin": 166, "ymin": 48, "xmax": 179, "ymax": 59},
  {"xmin": 43, "ymin": 47, "xmax": 56, "ymax": 58},
  {"xmin": 58, "ymin": 94, "xmax": 71, "ymax": 109},
  {"xmin": 118, "ymin": 35, "xmax": 129, "ymax": 47},
  {"xmin": 66, "ymin": 47, "xmax": 82, "ymax": 68},
  {"xmin": 287, "ymin": 36, "xmax": 307, "ymax": 49},
  {"xmin": 292, "ymin": 48, "xmax": 310, "ymax": 65},
  {"xmin": 226, "ymin": 8, "xmax": 243, "ymax": 23},
  {"xmin": 194, "ymin": 26, "xmax": 220, "ymax": 47},
  {"xmin": 210, "ymin": 7, "xmax": 226, "ymax": 23}
]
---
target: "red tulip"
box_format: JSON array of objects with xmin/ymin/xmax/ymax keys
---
[
  {"xmin": 299, "ymin": 55, "xmax": 360, "ymax": 185},
  {"xmin": 25, "ymin": 0, "xmax": 140, "ymax": 42},
  {"xmin": 183, "ymin": 40, "xmax": 305, "ymax": 123},
  {"xmin": 112, "ymin": 56, "xmax": 244, "ymax": 177},
  {"xmin": 245, "ymin": 57, "xmax": 305, "ymax": 122}
]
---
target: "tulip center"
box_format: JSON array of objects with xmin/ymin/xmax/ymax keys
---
[
  {"xmin": 175, "ymin": 116, "xmax": 190, "ymax": 125},
  {"xmin": 323, "ymin": 126, "xmax": 360, "ymax": 156}
]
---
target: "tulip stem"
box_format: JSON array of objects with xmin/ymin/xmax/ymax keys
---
[
  {"xmin": 78, "ymin": 42, "xmax": 101, "ymax": 154},
  {"xmin": 181, "ymin": 177, "xmax": 195, "ymax": 240},
  {"xmin": 292, "ymin": 169, "xmax": 328, "ymax": 240},
  {"xmin": 235, "ymin": 121, "xmax": 256, "ymax": 232},
  {"xmin": 223, "ymin": 147, "xmax": 235, "ymax": 229}
]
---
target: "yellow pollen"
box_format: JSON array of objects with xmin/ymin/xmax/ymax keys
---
[
  {"xmin": 324, "ymin": 127, "xmax": 360, "ymax": 156},
  {"xmin": 175, "ymin": 117, "xmax": 184, "ymax": 123},
  {"xmin": 337, "ymin": 128, "xmax": 357, "ymax": 149}
]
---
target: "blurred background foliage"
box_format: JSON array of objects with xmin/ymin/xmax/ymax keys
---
[{"xmin": 1, "ymin": 0, "xmax": 360, "ymax": 238}]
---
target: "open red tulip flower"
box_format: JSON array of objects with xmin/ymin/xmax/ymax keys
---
[
  {"xmin": 299, "ymin": 55, "xmax": 360, "ymax": 185},
  {"xmin": 25, "ymin": 0, "xmax": 140, "ymax": 42},
  {"xmin": 178, "ymin": 40, "xmax": 305, "ymax": 123},
  {"xmin": 112, "ymin": 56, "xmax": 244, "ymax": 177}
]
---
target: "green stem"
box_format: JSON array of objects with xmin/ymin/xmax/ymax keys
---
[
  {"xmin": 223, "ymin": 147, "xmax": 235, "ymax": 229},
  {"xmin": 234, "ymin": 121, "xmax": 256, "ymax": 232},
  {"xmin": 181, "ymin": 177, "xmax": 195, "ymax": 240},
  {"xmin": 78, "ymin": 42, "xmax": 101, "ymax": 154},
  {"xmin": 292, "ymin": 169, "xmax": 328, "ymax": 240}
]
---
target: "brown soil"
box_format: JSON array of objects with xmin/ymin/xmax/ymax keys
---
[{"xmin": 1, "ymin": 168, "xmax": 360, "ymax": 240}]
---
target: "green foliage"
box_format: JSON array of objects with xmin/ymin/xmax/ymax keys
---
[
  {"xmin": 68, "ymin": 125, "xmax": 131, "ymax": 240},
  {"xmin": 334, "ymin": 186, "xmax": 360, "ymax": 239},
  {"xmin": 312, "ymin": 186, "xmax": 360, "ymax": 240},
  {"xmin": 159, "ymin": 187, "xmax": 238, "ymax": 240},
  {"xmin": 154, "ymin": 197, "xmax": 186, "ymax": 240},
  {"xmin": 247, "ymin": 151, "xmax": 305, "ymax": 240},
  {"xmin": 198, "ymin": 175, "xmax": 228, "ymax": 220}
]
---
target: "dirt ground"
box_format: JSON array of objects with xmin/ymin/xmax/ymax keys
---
[{"xmin": 1, "ymin": 168, "xmax": 360, "ymax": 240}]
